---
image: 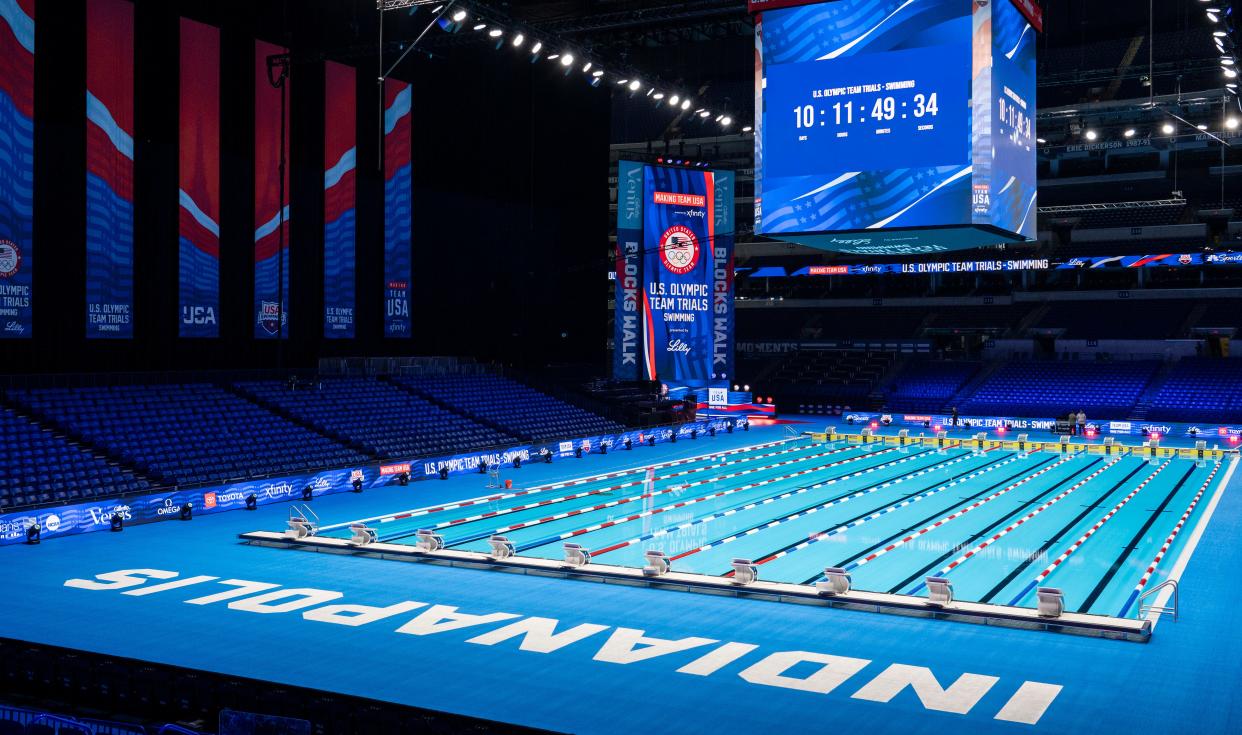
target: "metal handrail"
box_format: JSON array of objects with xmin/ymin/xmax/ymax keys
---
[{"xmin": 1138, "ymin": 578, "xmax": 1179, "ymax": 622}]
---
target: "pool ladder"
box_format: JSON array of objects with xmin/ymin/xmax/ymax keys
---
[{"xmin": 1138, "ymin": 579, "xmax": 1179, "ymax": 622}]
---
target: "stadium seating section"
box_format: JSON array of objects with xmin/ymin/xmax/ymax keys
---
[
  {"xmin": 236, "ymin": 378, "xmax": 515, "ymax": 459},
  {"xmin": 1146, "ymin": 358, "xmax": 1242, "ymax": 423},
  {"xmin": 6, "ymin": 384, "xmax": 370, "ymax": 487},
  {"xmin": 960, "ymin": 360, "xmax": 1160, "ymax": 417},
  {"xmin": 0, "ymin": 407, "xmax": 150, "ymax": 509},
  {"xmin": 395, "ymin": 374, "xmax": 624, "ymax": 441},
  {"xmin": 884, "ymin": 361, "xmax": 981, "ymax": 412}
]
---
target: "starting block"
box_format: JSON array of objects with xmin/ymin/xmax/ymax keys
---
[
  {"xmin": 815, "ymin": 567, "xmax": 852, "ymax": 596},
  {"xmin": 643, "ymin": 550, "xmax": 671, "ymax": 577},
  {"xmin": 415, "ymin": 529, "xmax": 445, "ymax": 552},
  {"xmin": 925, "ymin": 576, "xmax": 954, "ymax": 607},
  {"xmin": 487, "ymin": 534, "xmax": 515, "ymax": 560},
  {"xmin": 1037, "ymin": 587, "xmax": 1065, "ymax": 618},
  {"xmin": 564, "ymin": 543, "xmax": 591, "ymax": 568},
  {"xmin": 284, "ymin": 505, "xmax": 319, "ymax": 539},
  {"xmin": 348, "ymin": 523, "xmax": 377, "ymax": 546},
  {"xmin": 731, "ymin": 558, "xmax": 759, "ymax": 585}
]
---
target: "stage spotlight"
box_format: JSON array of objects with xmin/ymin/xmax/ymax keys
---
[
  {"xmin": 180, "ymin": 503, "xmax": 193, "ymax": 521},
  {"xmin": 1226, "ymin": 69, "xmax": 1238, "ymax": 79},
  {"xmin": 617, "ymin": 78, "xmax": 629, "ymax": 85},
  {"xmin": 624, "ymin": 438, "xmax": 633, "ymax": 450},
  {"xmin": 648, "ymin": 435, "xmax": 656, "ymax": 447},
  {"xmin": 452, "ymin": 9, "xmax": 467, "ymax": 22},
  {"xmin": 727, "ymin": 423, "xmax": 734, "ymax": 434},
  {"xmin": 302, "ymin": 485, "xmax": 314, "ymax": 501},
  {"xmin": 743, "ymin": 420, "xmax": 750, "ymax": 432},
  {"xmin": 111, "ymin": 513, "xmax": 123, "ymax": 532},
  {"xmin": 542, "ymin": 447, "xmax": 553, "ymax": 463},
  {"xmin": 512, "ymin": 33, "xmax": 524, "ymax": 47},
  {"xmin": 488, "ymin": 28, "xmax": 503, "ymax": 38},
  {"xmin": 582, "ymin": 61, "xmax": 592, "ymax": 72},
  {"xmin": 654, "ymin": 92, "xmax": 665, "ymax": 100},
  {"xmin": 531, "ymin": 41, "xmax": 542, "ymax": 54},
  {"xmin": 709, "ymin": 426, "xmax": 716, "ymax": 437},
  {"xmin": 1084, "ymin": 130, "xmax": 1097, "ymax": 140},
  {"xmin": 473, "ymin": 23, "xmax": 486, "ymax": 31},
  {"xmin": 439, "ymin": 467, "xmax": 449, "ymax": 480},
  {"xmin": 600, "ymin": 442, "xmax": 607, "ymax": 455},
  {"xmin": 575, "ymin": 446, "xmax": 583, "ymax": 458},
  {"xmin": 629, "ymin": 80, "xmax": 641, "ymax": 91},
  {"xmin": 742, "ymin": 126, "xmax": 753, "ymax": 132},
  {"xmin": 352, "ymin": 477, "xmax": 364, "ymax": 493},
  {"xmin": 670, "ymin": 95, "xmax": 680, "ymax": 106},
  {"xmin": 743, "ymin": 384, "xmax": 750, "ymax": 392},
  {"xmin": 691, "ymin": 429, "xmax": 698, "ymax": 440},
  {"xmin": 514, "ymin": 456, "xmax": 522, "ymax": 469},
  {"xmin": 681, "ymin": 100, "xmax": 692, "ymax": 110},
  {"xmin": 1198, "ymin": 123, "xmax": 1209, "ymax": 130},
  {"xmin": 1124, "ymin": 128, "xmax": 1136, "ymax": 138},
  {"xmin": 245, "ymin": 494, "xmax": 257, "ymax": 510},
  {"xmin": 1228, "ymin": 117, "xmax": 1240, "ymax": 129},
  {"xmin": 1036, "ymin": 136, "xmax": 1046, "ymax": 143},
  {"xmin": 479, "ymin": 460, "xmax": 489, "ymax": 474},
  {"xmin": 670, "ymin": 432, "xmax": 677, "ymax": 443},
  {"xmin": 398, "ymin": 471, "xmax": 410, "ymax": 486},
  {"xmin": 26, "ymin": 522, "xmax": 39, "ymax": 545},
  {"xmin": 546, "ymin": 53, "xmax": 559, "ymax": 60},
  {"xmin": 592, "ymin": 69, "xmax": 604, "ymax": 77},
  {"xmin": 561, "ymin": 54, "xmax": 574, "ymax": 66},
  {"xmin": 721, "ymin": 116, "xmax": 732, "ymax": 127},
  {"xmin": 733, "ymin": 384, "xmax": 739, "ymax": 391},
  {"xmin": 1162, "ymin": 122, "xmax": 1176, "ymax": 134},
  {"xmin": 699, "ymin": 110, "xmax": 711, "ymax": 118}
]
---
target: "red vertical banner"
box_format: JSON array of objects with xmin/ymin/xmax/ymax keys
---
[
  {"xmin": 85, "ymin": 0, "xmax": 134, "ymax": 339},
  {"xmin": 254, "ymin": 39, "xmax": 290, "ymax": 339},
  {"xmin": 382, "ymin": 79, "xmax": 411, "ymax": 338},
  {"xmin": 178, "ymin": 18, "xmax": 221, "ymax": 337},
  {"xmin": 0, "ymin": 0, "xmax": 34, "ymax": 339},
  {"xmin": 323, "ymin": 61, "xmax": 356, "ymax": 339}
]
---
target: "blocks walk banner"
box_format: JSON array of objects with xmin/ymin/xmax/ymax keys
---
[
  {"xmin": 323, "ymin": 61, "xmax": 356, "ymax": 339},
  {"xmin": 178, "ymin": 18, "xmax": 220, "ymax": 337},
  {"xmin": 0, "ymin": 0, "xmax": 34, "ymax": 339},
  {"xmin": 383, "ymin": 79, "xmax": 412, "ymax": 338},
  {"xmin": 254, "ymin": 39, "xmax": 291, "ymax": 339},
  {"xmin": 85, "ymin": 0, "xmax": 134, "ymax": 338}
]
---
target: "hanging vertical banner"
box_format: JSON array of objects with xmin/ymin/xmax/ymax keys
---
[
  {"xmin": 85, "ymin": 0, "xmax": 134, "ymax": 339},
  {"xmin": 639, "ymin": 164, "xmax": 734, "ymax": 398},
  {"xmin": 0, "ymin": 0, "xmax": 34, "ymax": 339},
  {"xmin": 323, "ymin": 61, "xmax": 355, "ymax": 339},
  {"xmin": 382, "ymin": 79, "xmax": 411, "ymax": 338},
  {"xmin": 254, "ymin": 39, "xmax": 290, "ymax": 339},
  {"xmin": 178, "ymin": 18, "xmax": 220, "ymax": 337},
  {"xmin": 612, "ymin": 160, "xmax": 644, "ymax": 381}
]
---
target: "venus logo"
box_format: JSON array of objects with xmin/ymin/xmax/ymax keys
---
[{"xmin": 659, "ymin": 226, "xmax": 700, "ymax": 275}]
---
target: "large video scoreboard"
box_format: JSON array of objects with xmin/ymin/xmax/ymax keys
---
[{"xmin": 754, "ymin": 0, "xmax": 1037, "ymax": 255}]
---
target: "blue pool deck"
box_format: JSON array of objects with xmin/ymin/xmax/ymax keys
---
[{"xmin": 4, "ymin": 419, "xmax": 1242, "ymax": 734}]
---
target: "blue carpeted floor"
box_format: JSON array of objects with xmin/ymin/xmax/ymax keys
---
[{"xmin": 3, "ymin": 422, "xmax": 1240, "ymax": 734}]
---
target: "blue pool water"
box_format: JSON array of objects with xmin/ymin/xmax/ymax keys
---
[{"xmin": 322, "ymin": 436, "xmax": 1228, "ymax": 618}]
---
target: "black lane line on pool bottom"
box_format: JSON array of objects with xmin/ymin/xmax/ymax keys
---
[
  {"xmin": 734, "ymin": 451, "xmax": 1018, "ymax": 572},
  {"xmin": 876, "ymin": 456, "xmax": 1118, "ymax": 594},
  {"xmin": 975, "ymin": 459, "xmax": 1153, "ymax": 605},
  {"xmin": 1074, "ymin": 464, "xmax": 1197, "ymax": 614},
  {"xmin": 795, "ymin": 453, "xmax": 1061, "ymax": 586}
]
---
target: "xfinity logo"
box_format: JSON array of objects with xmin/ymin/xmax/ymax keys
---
[
  {"xmin": 64, "ymin": 569, "xmax": 1063, "ymax": 727},
  {"xmin": 263, "ymin": 482, "xmax": 295, "ymax": 499}
]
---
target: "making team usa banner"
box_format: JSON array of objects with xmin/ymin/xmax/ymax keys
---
[
  {"xmin": 383, "ymin": 79, "xmax": 412, "ymax": 337},
  {"xmin": 0, "ymin": 0, "xmax": 34, "ymax": 339},
  {"xmin": 639, "ymin": 165, "xmax": 735, "ymax": 398},
  {"xmin": 178, "ymin": 18, "xmax": 220, "ymax": 337},
  {"xmin": 85, "ymin": 0, "xmax": 134, "ymax": 339},
  {"xmin": 323, "ymin": 61, "xmax": 356, "ymax": 339},
  {"xmin": 254, "ymin": 40, "xmax": 290, "ymax": 339},
  {"xmin": 612, "ymin": 160, "xmax": 645, "ymax": 381}
]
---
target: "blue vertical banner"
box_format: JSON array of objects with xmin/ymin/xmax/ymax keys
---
[
  {"xmin": 640, "ymin": 165, "xmax": 720, "ymax": 390},
  {"xmin": 254, "ymin": 39, "xmax": 290, "ymax": 339},
  {"xmin": 612, "ymin": 160, "xmax": 644, "ymax": 380},
  {"xmin": 178, "ymin": 19, "xmax": 220, "ymax": 337},
  {"xmin": 382, "ymin": 79, "xmax": 411, "ymax": 338},
  {"xmin": 85, "ymin": 0, "xmax": 134, "ymax": 339},
  {"xmin": 323, "ymin": 61, "xmax": 356, "ymax": 339},
  {"xmin": 712, "ymin": 170, "xmax": 735, "ymax": 388},
  {"xmin": 0, "ymin": 0, "xmax": 34, "ymax": 339}
]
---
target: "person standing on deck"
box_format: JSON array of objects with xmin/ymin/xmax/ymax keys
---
[{"xmin": 1077, "ymin": 410, "xmax": 1087, "ymax": 437}]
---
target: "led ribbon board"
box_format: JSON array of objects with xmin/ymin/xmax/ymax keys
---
[
  {"xmin": 613, "ymin": 163, "xmax": 734, "ymax": 399},
  {"xmin": 754, "ymin": 0, "xmax": 1037, "ymax": 254}
]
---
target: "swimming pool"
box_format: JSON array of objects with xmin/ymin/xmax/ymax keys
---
[{"xmin": 306, "ymin": 435, "xmax": 1233, "ymax": 619}]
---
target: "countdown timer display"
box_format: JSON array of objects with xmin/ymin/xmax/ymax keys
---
[
  {"xmin": 754, "ymin": 0, "xmax": 1037, "ymax": 254},
  {"xmin": 764, "ymin": 44, "xmax": 968, "ymax": 178}
]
